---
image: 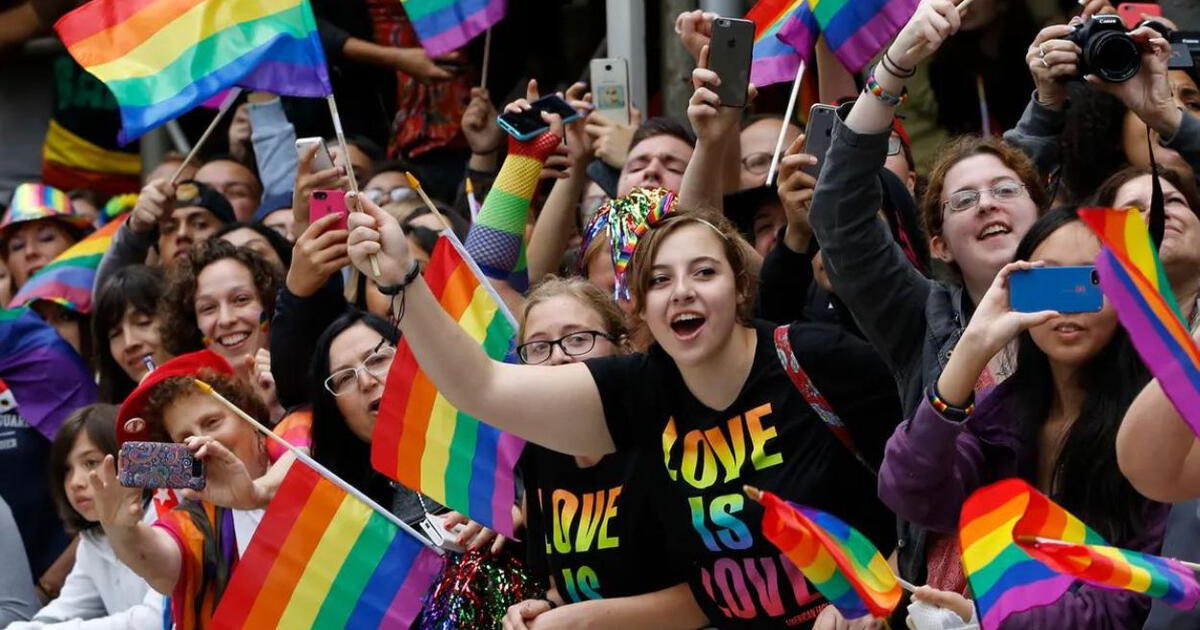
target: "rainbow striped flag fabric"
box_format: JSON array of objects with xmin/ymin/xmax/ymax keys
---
[
  {"xmin": 0, "ymin": 307, "xmax": 97, "ymax": 439},
  {"xmin": 402, "ymin": 0, "xmax": 506, "ymax": 58},
  {"xmin": 54, "ymin": 0, "xmax": 332, "ymax": 144},
  {"xmin": 9, "ymin": 215, "xmax": 126, "ymax": 314},
  {"xmin": 212, "ymin": 463, "xmax": 441, "ymax": 629},
  {"xmin": 1020, "ymin": 538, "xmax": 1200, "ymax": 609},
  {"xmin": 1079, "ymin": 207, "xmax": 1200, "ymax": 435},
  {"xmin": 778, "ymin": 0, "xmax": 920, "ymax": 73},
  {"xmin": 757, "ymin": 489, "xmax": 900, "ymax": 619},
  {"xmin": 746, "ymin": 0, "xmax": 807, "ymax": 87},
  {"xmin": 374, "ymin": 232, "xmax": 524, "ymax": 537}
]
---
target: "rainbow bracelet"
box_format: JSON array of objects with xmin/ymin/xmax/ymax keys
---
[
  {"xmin": 928, "ymin": 386, "xmax": 975, "ymax": 421},
  {"xmin": 866, "ymin": 71, "xmax": 907, "ymax": 107}
]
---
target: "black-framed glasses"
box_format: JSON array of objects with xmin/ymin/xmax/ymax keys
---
[
  {"xmin": 323, "ymin": 346, "xmax": 396, "ymax": 396},
  {"xmin": 741, "ymin": 152, "xmax": 773, "ymax": 175},
  {"xmin": 943, "ymin": 179, "xmax": 1027, "ymax": 213},
  {"xmin": 516, "ymin": 331, "xmax": 615, "ymax": 364}
]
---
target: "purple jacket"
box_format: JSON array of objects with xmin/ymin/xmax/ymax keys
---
[{"xmin": 878, "ymin": 382, "xmax": 1170, "ymax": 629}]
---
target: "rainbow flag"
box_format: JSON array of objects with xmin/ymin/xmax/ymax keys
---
[
  {"xmin": 757, "ymin": 490, "xmax": 900, "ymax": 619},
  {"xmin": 747, "ymin": 0, "xmax": 807, "ymax": 87},
  {"xmin": 402, "ymin": 0, "xmax": 506, "ymax": 58},
  {"xmin": 374, "ymin": 232, "xmax": 524, "ymax": 537},
  {"xmin": 9, "ymin": 215, "xmax": 126, "ymax": 314},
  {"xmin": 1020, "ymin": 538, "xmax": 1200, "ymax": 609},
  {"xmin": 0, "ymin": 307, "xmax": 97, "ymax": 438},
  {"xmin": 1079, "ymin": 207, "xmax": 1200, "ymax": 435},
  {"xmin": 54, "ymin": 0, "xmax": 332, "ymax": 144},
  {"xmin": 778, "ymin": 0, "xmax": 921, "ymax": 73},
  {"xmin": 212, "ymin": 462, "xmax": 441, "ymax": 629}
]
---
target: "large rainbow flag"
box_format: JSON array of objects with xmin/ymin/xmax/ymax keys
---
[
  {"xmin": 1079, "ymin": 207, "xmax": 1200, "ymax": 436},
  {"xmin": 212, "ymin": 463, "xmax": 441, "ymax": 629},
  {"xmin": 402, "ymin": 0, "xmax": 506, "ymax": 58},
  {"xmin": 756, "ymin": 489, "xmax": 900, "ymax": 619},
  {"xmin": 0, "ymin": 307, "xmax": 97, "ymax": 439},
  {"xmin": 778, "ymin": 0, "xmax": 921, "ymax": 73},
  {"xmin": 746, "ymin": 0, "xmax": 807, "ymax": 87},
  {"xmin": 54, "ymin": 0, "xmax": 332, "ymax": 144},
  {"xmin": 374, "ymin": 232, "xmax": 524, "ymax": 537},
  {"xmin": 10, "ymin": 215, "xmax": 126, "ymax": 314}
]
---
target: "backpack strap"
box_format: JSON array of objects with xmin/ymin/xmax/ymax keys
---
[{"xmin": 773, "ymin": 325, "xmax": 876, "ymax": 473}]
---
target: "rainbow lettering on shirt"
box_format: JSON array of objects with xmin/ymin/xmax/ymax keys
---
[{"xmin": 538, "ymin": 485, "xmax": 624, "ymax": 601}]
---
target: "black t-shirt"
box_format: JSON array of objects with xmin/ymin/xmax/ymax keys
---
[
  {"xmin": 520, "ymin": 446, "xmax": 685, "ymax": 602},
  {"xmin": 585, "ymin": 321, "xmax": 900, "ymax": 629}
]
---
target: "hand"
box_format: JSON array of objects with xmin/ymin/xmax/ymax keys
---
[
  {"xmin": 1088, "ymin": 26, "xmax": 1181, "ymax": 138},
  {"xmin": 886, "ymin": 0, "xmax": 964, "ymax": 69},
  {"xmin": 129, "ymin": 179, "xmax": 175, "ymax": 235},
  {"xmin": 245, "ymin": 349, "xmax": 281, "ymax": 421},
  {"xmin": 776, "ymin": 133, "xmax": 818, "ymax": 253},
  {"xmin": 688, "ymin": 45, "xmax": 756, "ymax": 143},
  {"xmin": 389, "ymin": 47, "xmax": 456, "ymax": 83},
  {"xmin": 562, "ymin": 82, "xmax": 594, "ymax": 170},
  {"xmin": 675, "ymin": 9, "xmax": 718, "ymax": 62},
  {"xmin": 503, "ymin": 599, "xmax": 553, "ymax": 630},
  {"xmin": 292, "ymin": 143, "xmax": 349, "ymax": 235},
  {"xmin": 1026, "ymin": 24, "xmax": 1080, "ymax": 110},
  {"xmin": 813, "ymin": 605, "xmax": 883, "ymax": 630},
  {"xmin": 959, "ymin": 261, "xmax": 1059, "ymax": 360},
  {"xmin": 462, "ymin": 87, "xmax": 504, "ymax": 155},
  {"xmin": 346, "ymin": 191, "xmax": 413, "ymax": 285},
  {"xmin": 181, "ymin": 435, "xmax": 266, "ymax": 510},
  {"xmin": 584, "ymin": 105, "xmax": 641, "ymax": 169},
  {"xmin": 228, "ymin": 103, "xmax": 252, "ymax": 164},
  {"xmin": 911, "ymin": 586, "xmax": 975, "ymax": 625},
  {"xmin": 503, "ymin": 79, "xmax": 568, "ymax": 178},
  {"xmin": 88, "ymin": 455, "xmax": 145, "ymax": 533},
  {"xmin": 1078, "ymin": 0, "xmax": 1116, "ymax": 20},
  {"xmin": 286, "ymin": 213, "xmax": 351, "ymax": 297},
  {"xmin": 442, "ymin": 511, "xmax": 506, "ymax": 553}
]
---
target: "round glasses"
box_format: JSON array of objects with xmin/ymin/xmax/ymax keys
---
[
  {"xmin": 364, "ymin": 187, "xmax": 418, "ymax": 205},
  {"xmin": 943, "ymin": 180, "xmax": 1027, "ymax": 213},
  {"xmin": 741, "ymin": 152, "xmax": 773, "ymax": 175},
  {"xmin": 323, "ymin": 346, "xmax": 396, "ymax": 396},
  {"xmin": 516, "ymin": 331, "xmax": 615, "ymax": 365}
]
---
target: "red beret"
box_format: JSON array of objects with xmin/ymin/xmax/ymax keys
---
[{"xmin": 116, "ymin": 349, "xmax": 234, "ymax": 444}]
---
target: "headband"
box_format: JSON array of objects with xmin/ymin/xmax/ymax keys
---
[{"xmin": 578, "ymin": 187, "xmax": 678, "ymax": 300}]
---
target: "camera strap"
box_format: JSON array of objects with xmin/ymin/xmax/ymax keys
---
[{"xmin": 1145, "ymin": 123, "xmax": 1166, "ymax": 248}]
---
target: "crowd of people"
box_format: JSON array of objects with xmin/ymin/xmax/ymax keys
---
[{"xmin": 2, "ymin": 0, "xmax": 1200, "ymax": 628}]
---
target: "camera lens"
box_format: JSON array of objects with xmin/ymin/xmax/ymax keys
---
[
  {"xmin": 605, "ymin": 64, "xmax": 612, "ymax": 71},
  {"xmin": 1091, "ymin": 269, "xmax": 1100, "ymax": 285},
  {"xmin": 314, "ymin": 191, "xmax": 326, "ymax": 200},
  {"xmin": 1089, "ymin": 31, "xmax": 1140, "ymax": 82}
]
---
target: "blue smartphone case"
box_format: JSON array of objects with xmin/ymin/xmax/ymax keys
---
[
  {"xmin": 496, "ymin": 95, "xmax": 582, "ymax": 141},
  {"xmin": 1009, "ymin": 266, "xmax": 1103, "ymax": 313}
]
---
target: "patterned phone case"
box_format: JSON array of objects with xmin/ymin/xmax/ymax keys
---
[{"xmin": 118, "ymin": 441, "xmax": 206, "ymax": 490}]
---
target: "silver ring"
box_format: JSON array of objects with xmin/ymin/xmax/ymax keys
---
[
  {"xmin": 1041, "ymin": 58, "xmax": 1050, "ymax": 69},
  {"xmin": 1038, "ymin": 44, "xmax": 1047, "ymax": 57}
]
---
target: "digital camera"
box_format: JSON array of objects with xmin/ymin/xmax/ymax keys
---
[{"xmin": 1061, "ymin": 14, "xmax": 1141, "ymax": 82}]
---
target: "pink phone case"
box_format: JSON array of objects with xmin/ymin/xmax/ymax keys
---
[
  {"xmin": 309, "ymin": 189, "xmax": 349, "ymax": 231},
  {"xmin": 118, "ymin": 441, "xmax": 206, "ymax": 490}
]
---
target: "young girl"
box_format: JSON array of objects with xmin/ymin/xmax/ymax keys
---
[
  {"xmin": 92, "ymin": 265, "xmax": 171, "ymax": 404},
  {"xmin": 9, "ymin": 404, "xmax": 161, "ymax": 629},
  {"xmin": 346, "ymin": 184, "xmax": 902, "ymax": 629},
  {"xmin": 879, "ymin": 207, "xmax": 1167, "ymax": 627}
]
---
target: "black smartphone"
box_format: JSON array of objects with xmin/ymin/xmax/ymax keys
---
[
  {"xmin": 496, "ymin": 94, "xmax": 583, "ymax": 141},
  {"xmin": 802, "ymin": 104, "xmax": 838, "ymax": 179},
  {"xmin": 708, "ymin": 17, "xmax": 755, "ymax": 108}
]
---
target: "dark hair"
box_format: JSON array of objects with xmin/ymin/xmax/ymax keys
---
[
  {"xmin": 310, "ymin": 310, "xmax": 399, "ymax": 506},
  {"xmin": 1093, "ymin": 165, "xmax": 1200, "ymax": 215},
  {"xmin": 346, "ymin": 135, "xmax": 385, "ymax": 164},
  {"xmin": 159, "ymin": 239, "xmax": 281, "ymax": 356},
  {"xmin": 370, "ymin": 159, "xmax": 418, "ymax": 177},
  {"xmin": 628, "ymin": 117, "xmax": 696, "ymax": 155},
  {"xmin": 1007, "ymin": 206, "xmax": 1151, "ymax": 543},
  {"xmin": 921, "ymin": 135, "xmax": 1048, "ymax": 239},
  {"xmin": 67, "ymin": 188, "xmax": 102, "ymax": 208},
  {"xmin": 213, "ymin": 221, "xmax": 293, "ymax": 270},
  {"xmin": 1060, "ymin": 91, "xmax": 1130, "ymax": 203},
  {"xmin": 49, "ymin": 404, "xmax": 118, "ymax": 533},
  {"xmin": 93, "ymin": 266, "xmax": 166, "ymax": 403}
]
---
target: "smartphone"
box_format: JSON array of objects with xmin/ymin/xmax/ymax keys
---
[
  {"xmin": 708, "ymin": 17, "xmax": 754, "ymax": 108},
  {"xmin": 295, "ymin": 137, "xmax": 334, "ymax": 171},
  {"xmin": 1009, "ymin": 266, "xmax": 1103, "ymax": 314},
  {"xmin": 309, "ymin": 189, "xmax": 348, "ymax": 230},
  {"xmin": 802, "ymin": 104, "xmax": 838, "ymax": 179},
  {"xmin": 1169, "ymin": 32, "xmax": 1199, "ymax": 70},
  {"xmin": 590, "ymin": 58, "xmax": 631, "ymax": 125},
  {"xmin": 1117, "ymin": 3, "xmax": 1162, "ymax": 29},
  {"xmin": 118, "ymin": 441, "xmax": 206, "ymax": 491},
  {"xmin": 497, "ymin": 94, "xmax": 583, "ymax": 141}
]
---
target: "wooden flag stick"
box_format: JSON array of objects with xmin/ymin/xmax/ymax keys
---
[
  {"xmin": 480, "ymin": 28, "xmax": 493, "ymax": 89},
  {"xmin": 903, "ymin": 0, "xmax": 979, "ymax": 57},
  {"xmin": 326, "ymin": 93, "xmax": 382, "ymax": 278},
  {"xmin": 1019, "ymin": 535, "xmax": 1200, "ymax": 572},
  {"xmin": 404, "ymin": 171, "xmax": 453, "ymax": 231},
  {"xmin": 193, "ymin": 380, "xmax": 441, "ymax": 554},
  {"xmin": 765, "ymin": 62, "xmax": 805, "ymax": 187},
  {"xmin": 169, "ymin": 87, "xmax": 242, "ymax": 185}
]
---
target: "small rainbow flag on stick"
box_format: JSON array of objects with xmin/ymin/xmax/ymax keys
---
[
  {"xmin": 374, "ymin": 231, "xmax": 524, "ymax": 537},
  {"xmin": 212, "ymin": 462, "xmax": 441, "ymax": 629},
  {"xmin": 778, "ymin": 0, "xmax": 921, "ymax": 73},
  {"xmin": 746, "ymin": 0, "xmax": 807, "ymax": 87},
  {"xmin": 9, "ymin": 215, "xmax": 126, "ymax": 314},
  {"xmin": 54, "ymin": 0, "xmax": 332, "ymax": 143},
  {"xmin": 1079, "ymin": 207, "xmax": 1200, "ymax": 436},
  {"xmin": 402, "ymin": 0, "xmax": 506, "ymax": 58},
  {"xmin": 747, "ymin": 487, "xmax": 902, "ymax": 619}
]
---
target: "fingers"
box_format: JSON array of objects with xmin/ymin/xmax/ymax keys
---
[
  {"xmin": 783, "ymin": 133, "xmax": 806, "ymax": 157},
  {"xmin": 490, "ymin": 533, "xmax": 507, "ymax": 554},
  {"xmin": 541, "ymin": 111, "xmax": 565, "ymax": 140},
  {"xmin": 525, "ymin": 78, "xmax": 540, "ymax": 102},
  {"xmin": 441, "ymin": 511, "xmax": 469, "ymax": 528},
  {"xmin": 565, "ymin": 81, "xmax": 588, "ymax": 102},
  {"xmin": 297, "ymin": 143, "xmax": 319, "ymax": 173},
  {"xmin": 698, "ymin": 43, "xmax": 710, "ymax": 72}
]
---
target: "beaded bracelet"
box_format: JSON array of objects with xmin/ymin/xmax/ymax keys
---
[
  {"xmin": 928, "ymin": 386, "xmax": 975, "ymax": 422},
  {"xmin": 866, "ymin": 72, "xmax": 907, "ymax": 107}
]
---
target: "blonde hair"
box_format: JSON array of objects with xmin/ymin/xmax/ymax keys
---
[{"xmin": 520, "ymin": 276, "xmax": 630, "ymax": 344}]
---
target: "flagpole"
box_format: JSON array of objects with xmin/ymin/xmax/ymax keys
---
[
  {"xmin": 169, "ymin": 88, "xmax": 242, "ymax": 185},
  {"xmin": 326, "ymin": 93, "xmax": 383, "ymax": 278},
  {"xmin": 766, "ymin": 62, "xmax": 805, "ymax": 187},
  {"xmin": 480, "ymin": 28, "xmax": 493, "ymax": 89},
  {"xmin": 193, "ymin": 380, "xmax": 442, "ymax": 555},
  {"xmin": 1019, "ymin": 535, "xmax": 1200, "ymax": 573}
]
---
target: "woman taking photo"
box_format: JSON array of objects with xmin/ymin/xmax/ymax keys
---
[{"xmin": 93, "ymin": 266, "xmax": 172, "ymax": 404}]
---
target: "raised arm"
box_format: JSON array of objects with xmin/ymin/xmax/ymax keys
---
[
  {"xmin": 87, "ymin": 457, "xmax": 181, "ymax": 596},
  {"xmin": 678, "ymin": 45, "xmax": 753, "ymax": 214},
  {"xmin": 526, "ymin": 84, "xmax": 593, "ymax": 282},
  {"xmin": 1117, "ymin": 368, "xmax": 1200, "ymax": 502}
]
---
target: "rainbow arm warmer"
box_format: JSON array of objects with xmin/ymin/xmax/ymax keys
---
[{"xmin": 464, "ymin": 132, "xmax": 560, "ymax": 285}]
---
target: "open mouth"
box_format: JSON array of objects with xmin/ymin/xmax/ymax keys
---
[
  {"xmin": 1053, "ymin": 321, "xmax": 1085, "ymax": 335},
  {"xmin": 977, "ymin": 221, "xmax": 1011, "ymax": 241},
  {"xmin": 368, "ymin": 397, "xmax": 382, "ymax": 414},
  {"xmin": 216, "ymin": 332, "xmax": 251, "ymax": 349},
  {"xmin": 670, "ymin": 312, "xmax": 706, "ymax": 339}
]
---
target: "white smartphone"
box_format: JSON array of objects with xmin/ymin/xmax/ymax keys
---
[
  {"xmin": 590, "ymin": 58, "xmax": 631, "ymax": 125},
  {"xmin": 295, "ymin": 137, "xmax": 334, "ymax": 171}
]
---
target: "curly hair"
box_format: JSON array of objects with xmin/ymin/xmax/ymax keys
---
[
  {"xmin": 1060, "ymin": 90, "xmax": 1130, "ymax": 204},
  {"xmin": 158, "ymin": 238, "xmax": 281, "ymax": 356},
  {"xmin": 143, "ymin": 370, "xmax": 269, "ymax": 441}
]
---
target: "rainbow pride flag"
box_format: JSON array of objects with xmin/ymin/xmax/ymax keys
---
[
  {"xmin": 778, "ymin": 0, "xmax": 920, "ymax": 73},
  {"xmin": 1079, "ymin": 207, "xmax": 1200, "ymax": 435},
  {"xmin": 212, "ymin": 462, "xmax": 441, "ymax": 629},
  {"xmin": 1020, "ymin": 538, "xmax": 1200, "ymax": 609},
  {"xmin": 0, "ymin": 307, "xmax": 97, "ymax": 438},
  {"xmin": 757, "ymin": 489, "xmax": 900, "ymax": 619},
  {"xmin": 54, "ymin": 0, "xmax": 332, "ymax": 144},
  {"xmin": 10, "ymin": 215, "xmax": 126, "ymax": 314},
  {"xmin": 747, "ymin": 0, "xmax": 807, "ymax": 87},
  {"xmin": 402, "ymin": 0, "xmax": 506, "ymax": 58},
  {"xmin": 374, "ymin": 232, "xmax": 524, "ymax": 537}
]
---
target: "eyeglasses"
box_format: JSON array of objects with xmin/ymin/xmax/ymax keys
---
[
  {"xmin": 323, "ymin": 346, "xmax": 396, "ymax": 396},
  {"xmin": 943, "ymin": 179, "xmax": 1027, "ymax": 213},
  {"xmin": 741, "ymin": 152, "xmax": 773, "ymax": 175},
  {"xmin": 364, "ymin": 187, "xmax": 417, "ymax": 205},
  {"xmin": 887, "ymin": 135, "xmax": 903, "ymax": 157},
  {"xmin": 516, "ymin": 331, "xmax": 615, "ymax": 364}
]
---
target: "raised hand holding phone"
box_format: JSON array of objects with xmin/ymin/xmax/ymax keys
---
[{"xmin": 689, "ymin": 44, "xmax": 756, "ymax": 142}]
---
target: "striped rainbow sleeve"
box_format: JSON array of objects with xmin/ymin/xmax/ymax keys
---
[{"xmin": 464, "ymin": 131, "xmax": 561, "ymax": 284}]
